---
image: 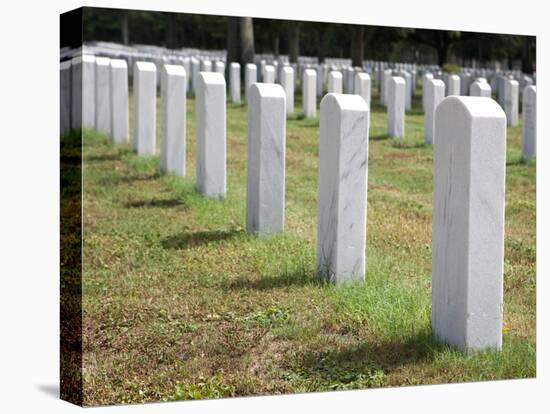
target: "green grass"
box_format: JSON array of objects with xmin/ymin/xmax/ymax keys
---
[{"xmin": 78, "ymin": 85, "xmax": 536, "ymax": 406}]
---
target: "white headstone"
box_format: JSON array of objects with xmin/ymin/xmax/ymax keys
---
[
  {"xmin": 81, "ymin": 55, "xmax": 96, "ymax": 129},
  {"xmin": 110, "ymin": 59, "xmax": 129, "ymax": 144},
  {"xmin": 230, "ymin": 62, "xmax": 241, "ymax": 103},
  {"xmin": 424, "ymin": 79, "xmax": 445, "ymax": 145},
  {"xmin": 316, "ymin": 65, "xmax": 324, "ymax": 96},
  {"xmin": 182, "ymin": 57, "xmax": 191, "ymax": 92},
  {"xmin": 246, "ymin": 83, "xmax": 287, "ymax": 235},
  {"xmin": 245, "ymin": 63, "xmax": 257, "ymax": 102},
  {"xmin": 60, "ymin": 60, "xmax": 72, "ymax": 136},
  {"xmin": 503, "ymin": 79, "xmax": 519, "ymax": 126},
  {"xmin": 280, "ymin": 66, "xmax": 295, "ymax": 114},
  {"xmin": 381, "ymin": 69, "xmax": 392, "ymax": 106},
  {"xmin": 95, "ymin": 57, "xmax": 111, "ymax": 135},
  {"xmin": 316, "ymin": 93, "xmax": 370, "ymax": 283},
  {"xmin": 328, "ymin": 71, "xmax": 343, "ymax": 94},
  {"xmin": 263, "ymin": 65, "xmax": 275, "ymax": 83},
  {"xmin": 70, "ymin": 56, "xmax": 82, "ymax": 130},
  {"xmin": 196, "ymin": 72, "xmax": 226, "ymax": 197},
  {"xmin": 354, "ymin": 72, "xmax": 371, "ymax": 110},
  {"xmin": 521, "ymin": 85, "xmax": 536, "ymax": 160},
  {"xmin": 160, "ymin": 64, "xmax": 187, "ymax": 176},
  {"xmin": 191, "ymin": 57, "xmax": 200, "ymax": 95},
  {"xmin": 398, "ymin": 71, "xmax": 412, "ymax": 110},
  {"xmin": 422, "ymin": 73, "xmax": 434, "ymax": 113},
  {"xmin": 201, "ymin": 60, "xmax": 212, "ymax": 72},
  {"xmin": 446, "ymin": 74, "xmax": 460, "ymax": 96},
  {"xmin": 344, "ymin": 67, "xmax": 355, "ymax": 94},
  {"xmin": 133, "ymin": 61, "xmax": 157, "ymax": 155},
  {"xmin": 469, "ymin": 80, "xmax": 492, "ymax": 97},
  {"xmin": 213, "ymin": 60, "xmax": 225, "ymax": 76},
  {"xmin": 432, "ymin": 96, "xmax": 506, "ymax": 352},
  {"xmin": 387, "ymin": 76, "xmax": 405, "ymax": 138},
  {"xmin": 302, "ymin": 69, "xmax": 317, "ymax": 118}
]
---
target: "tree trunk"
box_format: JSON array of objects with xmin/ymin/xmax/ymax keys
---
[
  {"xmin": 121, "ymin": 11, "xmax": 129, "ymax": 45},
  {"xmin": 165, "ymin": 13, "xmax": 177, "ymax": 49},
  {"xmin": 273, "ymin": 34, "xmax": 280, "ymax": 58},
  {"xmin": 351, "ymin": 25, "xmax": 364, "ymax": 67},
  {"xmin": 226, "ymin": 17, "xmax": 241, "ymax": 78},
  {"xmin": 437, "ymin": 32, "xmax": 451, "ymax": 67},
  {"xmin": 317, "ymin": 24, "xmax": 331, "ymax": 63},
  {"xmin": 288, "ymin": 21, "xmax": 300, "ymax": 63},
  {"xmin": 521, "ymin": 36, "xmax": 534, "ymax": 74},
  {"xmin": 240, "ymin": 17, "xmax": 255, "ymax": 65}
]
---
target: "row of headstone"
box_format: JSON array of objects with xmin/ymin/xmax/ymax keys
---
[
  {"xmin": 61, "ymin": 52, "xmax": 536, "ymax": 164},
  {"xmin": 65, "ymin": 48, "xmax": 536, "ymax": 355},
  {"xmin": 73, "ymin": 42, "xmax": 536, "ymax": 122}
]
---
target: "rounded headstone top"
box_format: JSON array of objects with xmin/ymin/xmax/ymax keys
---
[
  {"xmin": 95, "ymin": 57, "xmax": 111, "ymax": 66},
  {"xmin": 249, "ymin": 82, "xmax": 286, "ymax": 100},
  {"xmin": 391, "ymin": 76, "xmax": 406, "ymax": 84},
  {"xmin": 198, "ymin": 71, "xmax": 225, "ymax": 85},
  {"xmin": 321, "ymin": 93, "xmax": 369, "ymax": 113},
  {"xmin": 110, "ymin": 59, "xmax": 128, "ymax": 69},
  {"xmin": 436, "ymin": 96, "xmax": 506, "ymax": 120},
  {"xmin": 163, "ymin": 64, "xmax": 186, "ymax": 76},
  {"xmin": 135, "ymin": 61, "xmax": 156, "ymax": 72}
]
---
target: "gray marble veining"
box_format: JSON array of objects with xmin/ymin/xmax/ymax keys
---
[
  {"xmin": 316, "ymin": 93, "xmax": 370, "ymax": 284},
  {"xmin": 432, "ymin": 96, "xmax": 506, "ymax": 351},
  {"xmin": 161, "ymin": 64, "xmax": 187, "ymax": 176},
  {"xmin": 246, "ymin": 83, "xmax": 287, "ymax": 235},
  {"xmin": 196, "ymin": 72, "xmax": 226, "ymax": 197}
]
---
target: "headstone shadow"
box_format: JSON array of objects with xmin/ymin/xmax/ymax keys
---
[
  {"xmin": 226, "ymin": 270, "xmax": 314, "ymax": 291},
  {"xmin": 291, "ymin": 330, "xmax": 448, "ymax": 386},
  {"xmin": 124, "ymin": 197, "xmax": 188, "ymax": 209},
  {"xmin": 161, "ymin": 229, "xmax": 243, "ymax": 250}
]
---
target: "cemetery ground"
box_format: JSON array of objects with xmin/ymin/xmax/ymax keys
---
[{"xmin": 78, "ymin": 89, "xmax": 535, "ymax": 405}]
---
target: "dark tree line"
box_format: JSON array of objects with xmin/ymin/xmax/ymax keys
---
[{"xmin": 81, "ymin": 8, "xmax": 536, "ymax": 73}]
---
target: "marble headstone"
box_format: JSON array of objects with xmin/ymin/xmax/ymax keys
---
[
  {"xmin": 191, "ymin": 57, "xmax": 200, "ymax": 95},
  {"xmin": 196, "ymin": 72, "xmax": 226, "ymax": 197},
  {"xmin": 95, "ymin": 57, "xmax": 111, "ymax": 136},
  {"xmin": 316, "ymin": 93, "xmax": 370, "ymax": 283},
  {"xmin": 316, "ymin": 65, "xmax": 324, "ymax": 96},
  {"xmin": 246, "ymin": 83, "xmax": 287, "ymax": 235},
  {"xmin": 263, "ymin": 65, "xmax": 275, "ymax": 84},
  {"xmin": 160, "ymin": 64, "xmax": 187, "ymax": 176},
  {"xmin": 230, "ymin": 62, "xmax": 241, "ymax": 103},
  {"xmin": 354, "ymin": 72, "xmax": 371, "ymax": 110},
  {"xmin": 133, "ymin": 61, "xmax": 157, "ymax": 155},
  {"xmin": 302, "ymin": 69, "xmax": 317, "ymax": 118},
  {"xmin": 81, "ymin": 54, "xmax": 96, "ymax": 129},
  {"xmin": 432, "ymin": 96, "xmax": 506, "ymax": 352},
  {"xmin": 387, "ymin": 76, "xmax": 405, "ymax": 138},
  {"xmin": 503, "ymin": 79, "xmax": 519, "ymax": 126},
  {"xmin": 110, "ymin": 59, "xmax": 129, "ymax": 144},
  {"xmin": 245, "ymin": 63, "xmax": 257, "ymax": 102},
  {"xmin": 328, "ymin": 71, "xmax": 343, "ymax": 94},
  {"xmin": 280, "ymin": 66, "xmax": 295, "ymax": 114},
  {"xmin": 213, "ymin": 60, "xmax": 225, "ymax": 76},
  {"xmin": 422, "ymin": 73, "xmax": 434, "ymax": 113},
  {"xmin": 469, "ymin": 80, "xmax": 492, "ymax": 97},
  {"xmin": 446, "ymin": 74, "xmax": 460, "ymax": 96},
  {"xmin": 424, "ymin": 79, "xmax": 445, "ymax": 145},
  {"xmin": 70, "ymin": 55, "xmax": 82, "ymax": 130},
  {"xmin": 60, "ymin": 60, "xmax": 72, "ymax": 136},
  {"xmin": 521, "ymin": 85, "xmax": 536, "ymax": 160}
]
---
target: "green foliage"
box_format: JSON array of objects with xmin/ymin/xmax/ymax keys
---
[
  {"xmin": 442, "ymin": 63, "xmax": 460, "ymax": 73},
  {"xmin": 170, "ymin": 376, "xmax": 235, "ymax": 400},
  {"xmin": 76, "ymin": 7, "xmax": 534, "ymax": 68}
]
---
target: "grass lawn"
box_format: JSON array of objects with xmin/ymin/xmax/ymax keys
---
[{"xmin": 77, "ymin": 85, "xmax": 535, "ymax": 405}]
